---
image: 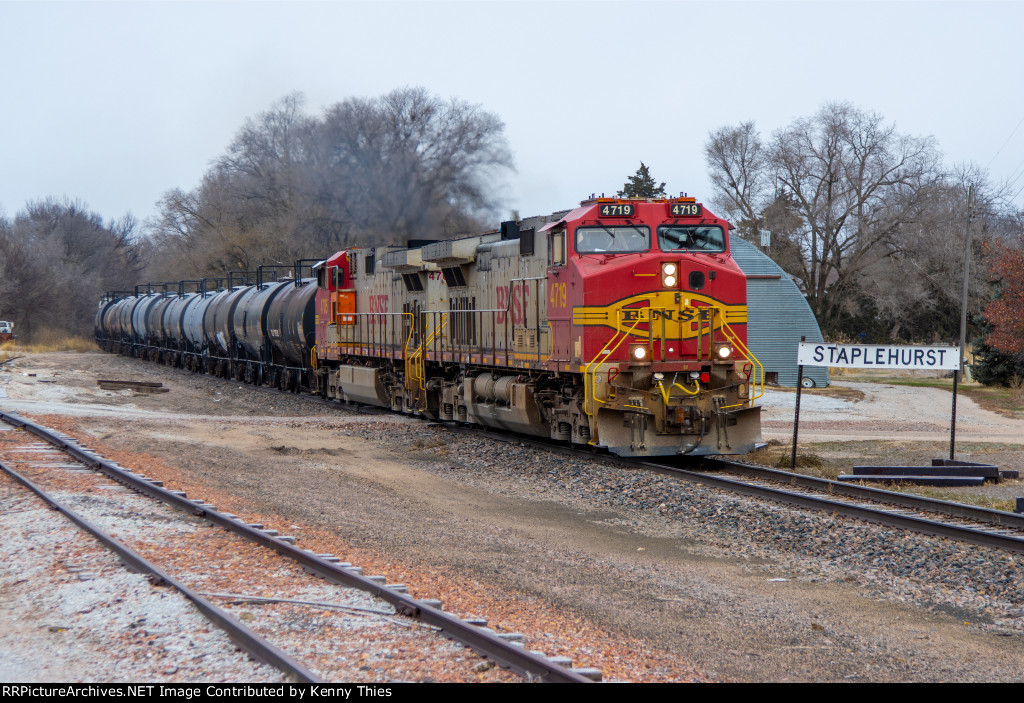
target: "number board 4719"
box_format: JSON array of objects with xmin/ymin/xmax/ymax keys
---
[
  {"xmin": 669, "ymin": 203, "xmax": 703, "ymax": 217},
  {"xmin": 599, "ymin": 203, "xmax": 635, "ymax": 217}
]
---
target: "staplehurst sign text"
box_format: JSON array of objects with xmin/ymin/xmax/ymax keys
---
[{"xmin": 797, "ymin": 342, "xmax": 960, "ymax": 370}]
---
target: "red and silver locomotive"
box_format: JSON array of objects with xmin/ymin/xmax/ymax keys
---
[
  {"xmin": 315, "ymin": 196, "xmax": 762, "ymax": 456},
  {"xmin": 97, "ymin": 196, "xmax": 763, "ymax": 457}
]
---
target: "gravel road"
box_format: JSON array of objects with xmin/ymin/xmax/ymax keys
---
[
  {"xmin": 761, "ymin": 380, "xmax": 1024, "ymax": 444},
  {"xmin": 2, "ymin": 352, "xmax": 1023, "ymax": 682}
]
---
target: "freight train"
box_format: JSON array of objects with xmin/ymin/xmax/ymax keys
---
[{"xmin": 96, "ymin": 196, "xmax": 763, "ymax": 456}]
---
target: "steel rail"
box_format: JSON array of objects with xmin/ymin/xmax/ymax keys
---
[
  {"xmin": 0, "ymin": 411, "xmax": 590, "ymax": 683},
  {"xmin": 452, "ymin": 424, "xmax": 1024, "ymax": 555},
  {"xmin": 0, "ymin": 457, "xmax": 320, "ymax": 683},
  {"xmin": 700, "ymin": 458, "xmax": 1024, "ymax": 530},
  {"xmin": 639, "ymin": 460, "xmax": 1024, "ymax": 555}
]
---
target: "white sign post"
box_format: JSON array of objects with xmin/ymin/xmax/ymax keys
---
[{"xmin": 790, "ymin": 342, "xmax": 960, "ymax": 469}]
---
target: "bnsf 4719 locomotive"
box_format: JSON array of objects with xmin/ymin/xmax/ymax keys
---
[{"xmin": 97, "ymin": 196, "xmax": 763, "ymax": 456}]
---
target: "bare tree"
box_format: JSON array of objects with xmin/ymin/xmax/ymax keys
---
[
  {"xmin": 0, "ymin": 198, "xmax": 141, "ymax": 340},
  {"xmin": 862, "ymin": 166, "xmax": 1004, "ymax": 341},
  {"xmin": 706, "ymin": 103, "xmax": 945, "ymax": 335},
  {"xmin": 149, "ymin": 88, "xmax": 513, "ymax": 281},
  {"xmin": 318, "ymin": 87, "xmax": 513, "ymax": 245},
  {"xmin": 705, "ymin": 121, "xmax": 771, "ymax": 236}
]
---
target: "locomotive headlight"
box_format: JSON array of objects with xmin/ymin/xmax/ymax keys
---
[{"xmin": 661, "ymin": 262, "xmax": 678, "ymax": 288}]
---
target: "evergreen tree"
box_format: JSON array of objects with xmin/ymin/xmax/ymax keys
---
[{"xmin": 617, "ymin": 162, "xmax": 666, "ymax": 198}]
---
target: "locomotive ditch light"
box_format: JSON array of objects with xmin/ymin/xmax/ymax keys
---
[
  {"xmin": 716, "ymin": 345, "xmax": 733, "ymax": 360},
  {"xmin": 630, "ymin": 344, "xmax": 649, "ymax": 361}
]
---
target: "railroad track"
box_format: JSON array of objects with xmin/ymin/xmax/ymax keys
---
[
  {"xmin": 0, "ymin": 410, "xmax": 595, "ymax": 683},
  {"xmin": 18, "ymin": 349, "xmax": 1022, "ymax": 559},
  {"xmin": 453, "ymin": 425, "xmax": 1024, "ymax": 556},
  {"xmin": 663, "ymin": 458, "xmax": 1024, "ymax": 554}
]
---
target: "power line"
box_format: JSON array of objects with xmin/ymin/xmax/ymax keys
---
[
  {"xmin": 1004, "ymin": 153, "xmax": 1024, "ymax": 190},
  {"xmin": 986, "ymin": 113, "xmax": 1024, "ymax": 169}
]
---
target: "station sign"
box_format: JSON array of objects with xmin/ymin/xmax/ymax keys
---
[{"xmin": 797, "ymin": 342, "xmax": 960, "ymax": 371}]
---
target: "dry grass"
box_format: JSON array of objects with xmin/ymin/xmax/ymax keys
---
[
  {"xmin": 956, "ymin": 383, "xmax": 1024, "ymax": 418},
  {"xmin": 745, "ymin": 441, "xmax": 839, "ymax": 479},
  {"xmin": 893, "ymin": 485, "xmax": 1019, "ymax": 513},
  {"xmin": 1009, "ymin": 375, "xmax": 1024, "ymax": 407},
  {"xmin": 0, "ymin": 333, "xmax": 97, "ymax": 354}
]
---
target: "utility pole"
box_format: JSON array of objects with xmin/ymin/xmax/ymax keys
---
[{"xmin": 951, "ymin": 184, "xmax": 975, "ymax": 460}]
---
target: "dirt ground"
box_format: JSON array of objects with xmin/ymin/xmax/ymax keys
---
[{"xmin": 2, "ymin": 351, "xmax": 1023, "ymax": 682}]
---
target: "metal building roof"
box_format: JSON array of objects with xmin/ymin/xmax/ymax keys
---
[{"xmin": 730, "ymin": 237, "xmax": 829, "ymax": 388}]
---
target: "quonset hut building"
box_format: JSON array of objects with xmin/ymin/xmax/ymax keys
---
[{"xmin": 730, "ymin": 237, "xmax": 829, "ymax": 388}]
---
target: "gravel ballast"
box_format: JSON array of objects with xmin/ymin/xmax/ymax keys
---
[{"xmin": 2, "ymin": 351, "xmax": 1024, "ymax": 682}]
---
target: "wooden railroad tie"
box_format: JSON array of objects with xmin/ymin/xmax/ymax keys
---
[{"xmin": 97, "ymin": 379, "xmax": 170, "ymax": 394}]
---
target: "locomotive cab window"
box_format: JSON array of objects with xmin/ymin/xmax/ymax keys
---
[
  {"xmin": 575, "ymin": 225, "xmax": 650, "ymax": 254},
  {"xmin": 657, "ymin": 225, "xmax": 725, "ymax": 253},
  {"xmin": 548, "ymin": 229, "xmax": 567, "ymax": 267}
]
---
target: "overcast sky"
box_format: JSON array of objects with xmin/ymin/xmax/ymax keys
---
[{"xmin": 2, "ymin": 0, "xmax": 1023, "ymax": 231}]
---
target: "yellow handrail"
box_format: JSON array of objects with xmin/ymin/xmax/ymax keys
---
[
  {"xmin": 407, "ymin": 313, "xmax": 448, "ymax": 392},
  {"xmin": 583, "ymin": 313, "xmax": 644, "ymax": 416},
  {"xmin": 714, "ymin": 312, "xmax": 764, "ymax": 401},
  {"xmin": 400, "ymin": 312, "xmax": 417, "ymax": 393}
]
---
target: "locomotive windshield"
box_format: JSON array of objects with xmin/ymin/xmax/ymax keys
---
[
  {"xmin": 657, "ymin": 225, "xmax": 725, "ymax": 253},
  {"xmin": 575, "ymin": 225, "xmax": 650, "ymax": 254}
]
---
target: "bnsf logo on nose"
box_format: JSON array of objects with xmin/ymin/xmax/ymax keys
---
[{"xmin": 368, "ymin": 295, "xmax": 389, "ymax": 313}]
